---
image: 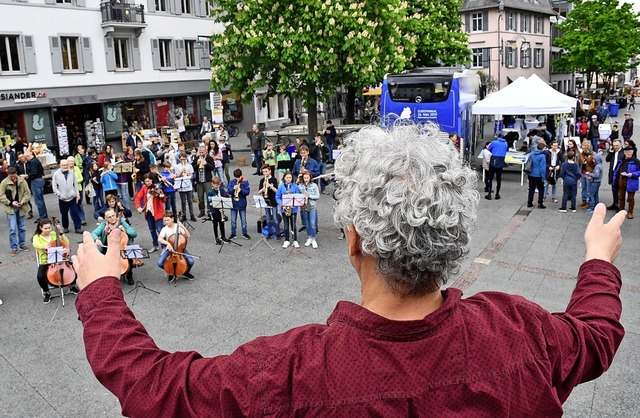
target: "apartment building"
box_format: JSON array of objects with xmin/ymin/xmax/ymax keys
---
[
  {"xmin": 0, "ymin": 0, "xmax": 247, "ymax": 153},
  {"xmin": 461, "ymin": 0, "xmax": 564, "ymax": 92}
]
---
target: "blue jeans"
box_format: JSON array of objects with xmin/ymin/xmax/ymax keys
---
[
  {"xmin": 590, "ymin": 137, "xmax": 599, "ymax": 153},
  {"xmin": 214, "ymin": 166, "xmax": 225, "ymax": 186},
  {"xmin": 30, "ymin": 178, "xmax": 48, "ymax": 219},
  {"xmin": 317, "ymin": 162, "xmax": 327, "ymax": 192},
  {"xmin": 264, "ymin": 207, "xmax": 280, "ymax": 236},
  {"xmin": 145, "ymin": 214, "xmax": 163, "ymax": 248},
  {"xmin": 157, "ymin": 247, "xmax": 194, "ymax": 271},
  {"xmin": 164, "ymin": 192, "xmax": 177, "ymax": 217},
  {"xmin": 117, "ymin": 183, "xmax": 130, "ymax": 210},
  {"xmin": 253, "ymin": 150, "xmax": 262, "ymax": 172},
  {"xmin": 580, "ymin": 176, "xmax": 590, "ymax": 201},
  {"xmin": 327, "ymin": 142, "xmax": 334, "ymax": 161},
  {"xmin": 59, "ymin": 198, "xmax": 82, "ymax": 230},
  {"xmin": 77, "ymin": 197, "xmax": 86, "ymax": 222},
  {"xmin": 93, "ymin": 188, "xmax": 105, "ymax": 219},
  {"xmin": 588, "ymin": 180, "xmax": 601, "ymax": 210},
  {"xmin": 6, "ymin": 209, "xmax": 26, "ymax": 250},
  {"xmin": 300, "ymin": 209, "xmax": 317, "ymax": 238},
  {"xmin": 230, "ymin": 208, "xmax": 248, "ymax": 235}
]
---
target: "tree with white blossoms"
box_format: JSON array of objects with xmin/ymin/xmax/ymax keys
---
[{"xmin": 210, "ymin": 0, "xmax": 418, "ymax": 136}]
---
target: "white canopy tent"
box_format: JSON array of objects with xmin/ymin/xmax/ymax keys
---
[{"xmin": 472, "ymin": 74, "xmax": 575, "ymax": 115}]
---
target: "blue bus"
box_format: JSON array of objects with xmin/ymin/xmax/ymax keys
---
[{"xmin": 380, "ymin": 67, "xmax": 481, "ymax": 160}]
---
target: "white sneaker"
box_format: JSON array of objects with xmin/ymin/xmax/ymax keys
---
[
  {"xmin": 311, "ymin": 239, "xmax": 318, "ymax": 249},
  {"xmin": 293, "ymin": 241, "xmax": 300, "ymax": 248},
  {"xmin": 304, "ymin": 238, "xmax": 312, "ymax": 247},
  {"xmin": 282, "ymin": 241, "xmax": 290, "ymax": 248}
]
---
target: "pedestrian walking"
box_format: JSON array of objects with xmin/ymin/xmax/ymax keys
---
[{"xmin": 486, "ymin": 134, "xmax": 507, "ymax": 200}]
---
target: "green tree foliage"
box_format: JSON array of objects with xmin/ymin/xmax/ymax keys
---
[
  {"xmin": 210, "ymin": 0, "xmax": 416, "ymax": 135},
  {"xmin": 210, "ymin": 0, "xmax": 469, "ymax": 133},
  {"xmin": 406, "ymin": 0, "xmax": 469, "ymax": 67},
  {"xmin": 553, "ymin": 0, "xmax": 640, "ymax": 96}
]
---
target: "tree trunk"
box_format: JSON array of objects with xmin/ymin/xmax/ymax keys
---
[
  {"xmin": 344, "ymin": 86, "xmax": 357, "ymax": 124},
  {"xmin": 306, "ymin": 85, "xmax": 318, "ymax": 141}
]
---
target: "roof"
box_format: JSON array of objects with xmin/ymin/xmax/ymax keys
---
[{"xmin": 461, "ymin": 0, "xmax": 555, "ymax": 14}]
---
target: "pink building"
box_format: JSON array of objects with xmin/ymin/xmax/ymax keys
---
[{"xmin": 461, "ymin": 0, "xmax": 559, "ymax": 92}]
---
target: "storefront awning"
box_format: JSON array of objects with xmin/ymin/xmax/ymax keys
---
[{"xmin": 49, "ymin": 95, "xmax": 100, "ymax": 107}]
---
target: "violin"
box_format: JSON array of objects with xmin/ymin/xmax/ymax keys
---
[
  {"xmin": 163, "ymin": 211, "xmax": 189, "ymax": 278},
  {"xmin": 46, "ymin": 218, "xmax": 76, "ymax": 287}
]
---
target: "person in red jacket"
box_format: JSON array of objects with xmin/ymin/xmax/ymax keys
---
[
  {"xmin": 135, "ymin": 173, "xmax": 166, "ymax": 252},
  {"xmin": 73, "ymin": 125, "xmax": 626, "ymax": 417}
]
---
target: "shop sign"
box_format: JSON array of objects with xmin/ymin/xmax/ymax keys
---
[
  {"xmin": 210, "ymin": 92, "xmax": 223, "ymax": 123},
  {"xmin": 0, "ymin": 91, "xmax": 47, "ymax": 103},
  {"xmin": 104, "ymin": 103, "xmax": 123, "ymax": 138},
  {"xmin": 25, "ymin": 109, "xmax": 53, "ymax": 147}
]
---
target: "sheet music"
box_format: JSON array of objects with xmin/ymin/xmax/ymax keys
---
[
  {"xmin": 253, "ymin": 195, "xmax": 268, "ymax": 208},
  {"xmin": 47, "ymin": 246, "xmax": 65, "ymax": 264}
]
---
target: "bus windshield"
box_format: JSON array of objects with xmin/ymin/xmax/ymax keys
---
[{"xmin": 386, "ymin": 75, "xmax": 452, "ymax": 103}]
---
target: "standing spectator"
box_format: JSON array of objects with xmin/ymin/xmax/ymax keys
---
[
  {"xmin": 200, "ymin": 116, "xmax": 213, "ymax": 137},
  {"xmin": 606, "ymin": 139, "xmax": 624, "ymax": 210},
  {"xmin": 90, "ymin": 162, "xmax": 105, "ymax": 217},
  {"xmin": 12, "ymin": 135, "xmax": 27, "ymax": 155},
  {"xmin": 126, "ymin": 128, "xmax": 141, "ymax": 150},
  {"xmin": 585, "ymin": 154, "xmax": 603, "ymax": 213},
  {"xmin": 527, "ymin": 142, "xmax": 549, "ymax": 209},
  {"xmin": 51, "ymin": 160, "xmax": 83, "ymax": 234},
  {"xmin": 545, "ymin": 140, "xmax": 562, "ymax": 203},
  {"xmin": 612, "ymin": 145, "xmax": 640, "ymax": 219},
  {"xmin": 68, "ymin": 156, "xmax": 87, "ymax": 226},
  {"xmin": 324, "ymin": 120, "xmax": 337, "ymax": 163},
  {"xmin": 621, "ymin": 112, "xmax": 633, "ymax": 141},
  {"xmin": 558, "ymin": 151, "xmax": 582, "ymax": 213},
  {"xmin": 486, "ymin": 134, "xmax": 507, "ymax": 200},
  {"xmin": 219, "ymin": 137, "xmax": 232, "ymax": 184},
  {"xmin": 249, "ymin": 124, "xmax": 267, "ymax": 175},
  {"xmin": 15, "ymin": 153, "xmax": 33, "ymax": 219},
  {"xmin": 0, "ymin": 167, "xmax": 31, "ymax": 255},
  {"xmin": 588, "ymin": 115, "xmax": 600, "ymax": 152},
  {"xmin": 25, "ymin": 152, "xmax": 48, "ymax": 220},
  {"xmin": 578, "ymin": 141, "xmax": 596, "ymax": 208},
  {"xmin": 628, "ymin": 94, "xmax": 635, "ymax": 111},
  {"xmin": 192, "ymin": 145, "xmax": 215, "ymax": 218},
  {"xmin": 3, "ymin": 144, "xmax": 16, "ymax": 167},
  {"xmin": 481, "ymin": 142, "xmax": 492, "ymax": 194}
]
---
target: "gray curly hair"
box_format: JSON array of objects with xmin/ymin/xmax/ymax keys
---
[{"xmin": 333, "ymin": 124, "xmax": 479, "ymax": 294}]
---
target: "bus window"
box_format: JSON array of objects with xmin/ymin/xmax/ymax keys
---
[{"xmin": 387, "ymin": 76, "xmax": 452, "ymax": 103}]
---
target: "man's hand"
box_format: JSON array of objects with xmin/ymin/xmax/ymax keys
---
[
  {"xmin": 137, "ymin": 207, "xmax": 143, "ymax": 213},
  {"xmin": 72, "ymin": 230, "xmax": 121, "ymax": 290},
  {"xmin": 585, "ymin": 203, "xmax": 626, "ymax": 263}
]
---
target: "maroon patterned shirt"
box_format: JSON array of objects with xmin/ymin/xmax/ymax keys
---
[{"xmin": 76, "ymin": 260, "xmax": 623, "ymax": 417}]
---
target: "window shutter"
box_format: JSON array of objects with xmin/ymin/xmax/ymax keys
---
[
  {"xmin": 44, "ymin": 0, "xmax": 55, "ymax": 4},
  {"xmin": 105, "ymin": 37, "xmax": 116, "ymax": 71},
  {"xmin": 541, "ymin": 49, "xmax": 545, "ymax": 68},
  {"xmin": 81, "ymin": 37, "xmax": 93, "ymax": 72},
  {"xmin": 151, "ymin": 39, "xmax": 161, "ymax": 69},
  {"xmin": 199, "ymin": 40, "xmax": 210, "ymax": 69},
  {"xmin": 193, "ymin": 0, "xmax": 206, "ymax": 17},
  {"xmin": 147, "ymin": 0, "xmax": 155, "ymax": 13},
  {"xmin": 540, "ymin": 17, "xmax": 545, "ymax": 34},
  {"xmin": 465, "ymin": 14, "xmax": 470, "ymax": 33},
  {"xmin": 176, "ymin": 39, "xmax": 186, "ymax": 69},
  {"xmin": 482, "ymin": 13, "xmax": 488, "ymax": 31},
  {"xmin": 171, "ymin": 0, "xmax": 181, "ymax": 15},
  {"xmin": 132, "ymin": 38, "xmax": 141, "ymax": 70},
  {"xmin": 76, "ymin": 0, "xmax": 86, "ymax": 6},
  {"xmin": 23, "ymin": 35, "xmax": 37, "ymax": 74},
  {"xmin": 49, "ymin": 36, "xmax": 63, "ymax": 74},
  {"xmin": 482, "ymin": 48, "xmax": 489, "ymax": 68}
]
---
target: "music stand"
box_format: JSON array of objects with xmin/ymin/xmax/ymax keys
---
[
  {"xmin": 250, "ymin": 195, "xmax": 276, "ymax": 252},
  {"xmin": 206, "ymin": 196, "xmax": 241, "ymax": 253},
  {"xmin": 174, "ymin": 176, "xmax": 195, "ymax": 229},
  {"xmin": 282, "ymin": 194, "xmax": 311, "ymax": 262},
  {"xmin": 45, "ymin": 246, "xmax": 71, "ymax": 321},
  {"xmin": 277, "ymin": 159, "xmax": 295, "ymax": 175},
  {"xmin": 123, "ymin": 245, "xmax": 156, "ymax": 306}
]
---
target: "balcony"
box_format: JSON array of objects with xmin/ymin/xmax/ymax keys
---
[{"xmin": 100, "ymin": 2, "xmax": 147, "ymax": 37}]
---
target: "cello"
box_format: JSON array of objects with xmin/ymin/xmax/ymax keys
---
[
  {"xmin": 163, "ymin": 212, "xmax": 189, "ymax": 279},
  {"xmin": 46, "ymin": 218, "xmax": 76, "ymax": 288}
]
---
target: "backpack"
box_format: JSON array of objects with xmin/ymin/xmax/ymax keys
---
[
  {"xmin": 523, "ymin": 157, "xmax": 533, "ymax": 173},
  {"xmin": 579, "ymin": 122, "xmax": 588, "ymax": 136}
]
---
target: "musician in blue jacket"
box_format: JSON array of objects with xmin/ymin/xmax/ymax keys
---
[{"xmin": 226, "ymin": 169, "xmax": 251, "ymax": 240}]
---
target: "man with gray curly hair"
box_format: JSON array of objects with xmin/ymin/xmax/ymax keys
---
[{"xmin": 72, "ymin": 125, "xmax": 625, "ymax": 416}]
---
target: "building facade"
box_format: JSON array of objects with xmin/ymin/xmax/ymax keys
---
[
  {"xmin": 461, "ymin": 0, "xmax": 559, "ymax": 92},
  {"xmin": 0, "ymin": 0, "xmax": 259, "ymax": 154}
]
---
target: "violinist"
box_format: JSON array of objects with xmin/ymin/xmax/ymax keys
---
[
  {"xmin": 96, "ymin": 194, "xmax": 132, "ymax": 222},
  {"xmin": 157, "ymin": 211, "xmax": 195, "ymax": 283},
  {"xmin": 206, "ymin": 176, "xmax": 230, "ymax": 245},
  {"xmin": 32, "ymin": 218, "xmax": 79, "ymax": 304},
  {"xmin": 91, "ymin": 208, "xmax": 137, "ymax": 285},
  {"xmin": 135, "ymin": 174, "xmax": 166, "ymax": 253}
]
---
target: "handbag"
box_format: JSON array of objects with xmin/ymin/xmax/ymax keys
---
[
  {"xmin": 85, "ymin": 182, "xmax": 96, "ymax": 198},
  {"xmin": 523, "ymin": 157, "xmax": 533, "ymax": 173}
]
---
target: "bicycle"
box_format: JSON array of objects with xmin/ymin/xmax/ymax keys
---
[{"xmin": 226, "ymin": 125, "xmax": 239, "ymax": 137}]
